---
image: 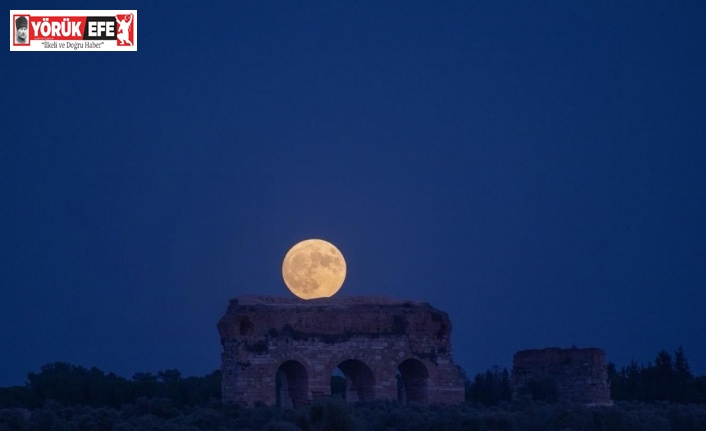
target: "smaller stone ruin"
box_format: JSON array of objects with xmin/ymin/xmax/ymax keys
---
[{"xmin": 512, "ymin": 347, "xmax": 612, "ymax": 405}]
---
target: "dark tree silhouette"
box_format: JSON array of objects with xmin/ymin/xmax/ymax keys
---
[
  {"xmin": 466, "ymin": 366, "xmax": 512, "ymax": 405},
  {"xmin": 608, "ymin": 347, "xmax": 705, "ymax": 404}
]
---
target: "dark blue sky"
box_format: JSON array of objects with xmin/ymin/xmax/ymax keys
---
[{"xmin": 2, "ymin": 1, "xmax": 705, "ymax": 386}]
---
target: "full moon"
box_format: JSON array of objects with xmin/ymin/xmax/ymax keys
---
[{"xmin": 282, "ymin": 239, "xmax": 347, "ymax": 300}]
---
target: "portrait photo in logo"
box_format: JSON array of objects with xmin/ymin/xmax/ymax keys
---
[{"xmin": 15, "ymin": 16, "xmax": 29, "ymax": 44}]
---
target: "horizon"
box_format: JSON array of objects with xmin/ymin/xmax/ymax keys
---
[{"xmin": 0, "ymin": 315, "xmax": 701, "ymax": 388}]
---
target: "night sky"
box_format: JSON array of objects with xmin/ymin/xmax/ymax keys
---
[{"xmin": 2, "ymin": 1, "xmax": 705, "ymax": 387}]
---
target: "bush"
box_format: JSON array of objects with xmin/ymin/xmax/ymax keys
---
[{"xmin": 306, "ymin": 399, "xmax": 355, "ymax": 431}]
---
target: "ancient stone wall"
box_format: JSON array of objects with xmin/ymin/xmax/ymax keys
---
[
  {"xmin": 512, "ymin": 347, "xmax": 612, "ymax": 405},
  {"xmin": 217, "ymin": 295, "xmax": 466, "ymax": 407}
]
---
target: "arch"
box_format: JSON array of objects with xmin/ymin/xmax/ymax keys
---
[
  {"xmin": 398, "ymin": 358, "xmax": 429, "ymax": 404},
  {"xmin": 333, "ymin": 359, "xmax": 375, "ymax": 403},
  {"xmin": 276, "ymin": 360, "xmax": 308, "ymax": 408}
]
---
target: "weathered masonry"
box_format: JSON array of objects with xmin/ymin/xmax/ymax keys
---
[
  {"xmin": 217, "ymin": 296, "xmax": 466, "ymax": 407},
  {"xmin": 512, "ymin": 347, "xmax": 613, "ymax": 405}
]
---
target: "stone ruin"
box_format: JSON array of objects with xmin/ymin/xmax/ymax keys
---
[
  {"xmin": 217, "ymin": 295, "xmax": 466, "ymax": 407},
  {"xmin": 511, "ymin": 347, "xmax": 613, "ymax": 405}
]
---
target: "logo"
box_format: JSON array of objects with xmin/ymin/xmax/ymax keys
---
[{"xmin": 10, "ymin": 10, "xmax": 137, "ymax": 51}]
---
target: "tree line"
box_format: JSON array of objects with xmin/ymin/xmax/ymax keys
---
[
  {"xmin": 1, "ymin": 347, "xmax": 705, "ymax": 410},
  {"xmin": 2, "ymin": 350, "xmax": 706, "ymax": 431},
  {"xmin": 0, "ymin": 362, "xmax": 220, "ymax": 409},
  {"xmin": 609, "ymin": 347, "xmax": 706, "ymax": 404}
]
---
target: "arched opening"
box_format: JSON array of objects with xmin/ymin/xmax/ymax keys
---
[
  {"xmin": 332, "ymin": 359, "xmax": 375, "ymax": 403},
  {"xmin": 276, "ymin": 360, "xmax": 308, "ymax": 408},
  {"xmin": 398, "ymin": 359, "xmax": 429, "ymax": 404}
]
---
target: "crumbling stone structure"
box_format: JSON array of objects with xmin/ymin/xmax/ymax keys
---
[
  {"xmin": 512, "ymin": 347, "xmax": 612, "ymax": 405},
  {"xmin": 217, "ymin": 296, "xmax": 466, "ymax": 407}
]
